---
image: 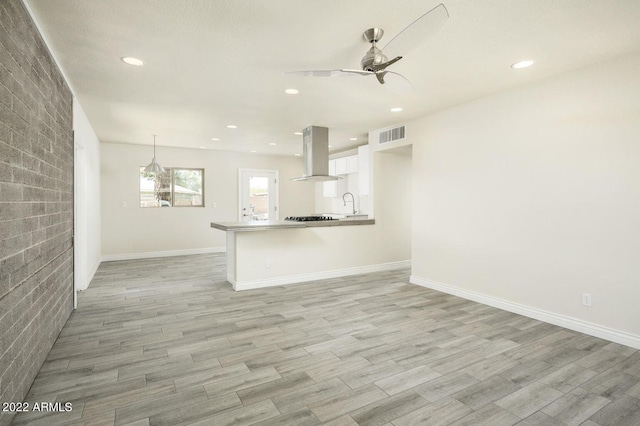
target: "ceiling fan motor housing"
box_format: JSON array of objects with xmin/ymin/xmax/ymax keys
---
[
  {"xmin": 361, "ymin": 46, "xmax": 388, "ymax": 71},
  {"xmin": 361, "ymin": 28, "xmax": 388, "ymax": 72}
]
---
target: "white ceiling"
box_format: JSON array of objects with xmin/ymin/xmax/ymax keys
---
[{"xmin": 24, "ymin": 0, "xmax": 640, "ymax": 156}]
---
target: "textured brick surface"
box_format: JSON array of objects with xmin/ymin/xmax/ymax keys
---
[{"xmin": 0, "ymin": 1, "xmax": 74, "ymax": 424}]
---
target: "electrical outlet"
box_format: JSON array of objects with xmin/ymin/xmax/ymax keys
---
[
  {"xmin": 582, "ymin": 293, "xmax": 592, "ymax": 307},
  {"xmin": 122, "ymin": 201, "xmax": 127, "ymax": 208},
  {"xmin": 265, "ymin": 259, "xmax": 271, "ymax": 269}
]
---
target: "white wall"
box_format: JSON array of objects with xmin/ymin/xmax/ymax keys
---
[
  {"xmin": 373, "ymin": 149, "xmax": 412, "ymax": 263},
  {"xmin": 73, "ymin": 100, "xmax": 101, "ymax": 289},
  {"xmin": 100, "ymin": 143, "xmax": 315, "ymax": 258},
  {"xmin": 409, "ymin": 52, "xmax": 640, "ymax": 345}
]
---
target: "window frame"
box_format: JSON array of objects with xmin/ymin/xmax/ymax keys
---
[{"xmin": 139, "ymin": 166, "xmax": 205, "ymax": 208}]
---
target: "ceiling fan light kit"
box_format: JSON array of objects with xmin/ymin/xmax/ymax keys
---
[{"xmin": 285, "ymin": 3, "xmax": 449, "ymax": 93}]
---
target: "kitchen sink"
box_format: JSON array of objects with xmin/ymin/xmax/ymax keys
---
[{"xmin": 323, "ymin": 213, "xmax": 369, "ymax": 220}]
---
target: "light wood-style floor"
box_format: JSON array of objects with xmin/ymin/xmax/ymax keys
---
[{"xmin": 11, "ymin": 253, "xmax": 640, "ymax": 425}]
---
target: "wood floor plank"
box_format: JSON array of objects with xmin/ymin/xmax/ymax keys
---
[
  {"xmin": 305, "ymin": 355, "xmax": 372, "ymax": 382},
  {"xmin": 251, "ymin": 407, "xmax": 321, "ymax": 426},
  {"xmin": 349, "ymin": 389, "xmax": 432, "ymax": 426},
  {"xmin": 541, "ymin": 387, "xmax": 610, "ymax": 426},
  {"xmin": 308, "ymin": 383, "xmax": 388, "ymax": 422},
  {"xmin": 374, "ymin": 365, "xmax": 441, "ymax": 395},
  {"xmin": 414, "ymin": 371, "xmax": 480, "ymax": 402},
  {"xmin": 146, "ymin": 392, "xmax": 242, "ymax": 426},
  {"xmin": 391, "ymin": 397, "xmax": 473, "ymax": 426},
  {"xmin": 235, "ymin": 371, "xmax": 314, "ymax": 405},
  {"xmin": 448, "ymin": 403, "xmax": 520, "ymax": 426},
  {"xmin": 172, "ymin": 362, "xmax": 250, "ymax": 392},
  {"xmin": 495, "ymin": 381, "xmax": 564, "ymax": 419},
  {"xmin": 452, "ymin": 376, "xmax": 522, "ymax": 411},
  {"xmin": 203, "ymin": 366, "xmax": 282, "ymax": 398},
  {"xmin": 340, "ymin": 359, "xmax": 406, "ymax": 389},
  {"xmin": 537, "ymin": 362, "xmax": 599, "ymax": 393},
  {"xmin": 80, "ymin": 380, "xmax": 176, "ymax": 419},
  {"xmin": 114, "ymin": 387, "xmax": 207, "ymax": 426},
  {"xmin": 186, "ymin": 399, "xmax": 280, "ymax": 426},
  {"xmin": 587, "ymin": 394, "xmax": 640, "ymax": 425}
]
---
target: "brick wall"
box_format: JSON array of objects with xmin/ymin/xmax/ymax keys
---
[{"xmin": 0, "ymin": 1, "xmax": 74, "ymax": 424}]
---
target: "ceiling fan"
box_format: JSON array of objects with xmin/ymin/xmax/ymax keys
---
[{"xmin": 285, "ymin": 3, "xmax": 449, "ymax": 94}]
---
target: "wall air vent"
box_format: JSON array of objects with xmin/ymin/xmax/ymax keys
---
[{"xmin": 379, "ymin": 125, "xmax": 406, "ymax": 144}]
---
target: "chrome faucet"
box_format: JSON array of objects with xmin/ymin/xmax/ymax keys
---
[{"xmin": 342, "ymin": 192, "xmax": 357, "ymax": 214}]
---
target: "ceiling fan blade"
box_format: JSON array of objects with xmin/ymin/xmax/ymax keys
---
[
  {"xmin": 381, "ymin": 3, "xmax": 449, "ymax": 60},
  {"xmin": 339, "ymin": 69, "xmax": 375, "ymax": 76},
  {"xmin": 380, "ymin": 71, "xmax": 414, "ymax": 94},
  {"xmin": 284, "ymin": 69, "xmax": 373, "ymax": 77}
]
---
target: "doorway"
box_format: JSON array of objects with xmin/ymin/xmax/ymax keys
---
[
  {"xmin": 238, "ymin": 169, "xmax": 279, "ymax": 221},
  {"xmin": 373, "ymin": 145, "xmax": 413, "ymax": 262}
]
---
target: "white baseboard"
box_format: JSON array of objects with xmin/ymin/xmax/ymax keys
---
[
  {"xmin": 101, "ymin": 247, "xmax": 226, "ymax": 262},
  {"xmin": 233, "ymin": 260, "xmax": 411, "ymax": 291},
  {"xmin": 85, "ymin": 257, "xmax": 101, "ymax": 289},
  {"xmin": 410, "ymin": 275, "xmax": 640, "ymax": 350}
]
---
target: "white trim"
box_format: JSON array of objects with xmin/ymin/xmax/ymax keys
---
[
  {"xmin": 233, "ymin": 260, "xmax": 411, "ymax": 291},
  {"xmin": 86, "ymin": 258, "xmax": 101, "ymax": 288},
  {"xmin": 101, "ymin": 247, "xmax": 225, "ymax": 262},
  {"xmin": 227, "ymin": 274, "xmax": 237, "ymax": 285},
  {"xmin": 410, "ymin": 275, "xmax": 640, "ymax": 350},
  {"xmin": 238, "ymin": 168, "xmax": 280, "ymax": 221}
]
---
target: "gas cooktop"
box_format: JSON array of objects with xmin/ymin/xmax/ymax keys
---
[{"xmin": 284, "ymin": 216, "xmax": 336, "ymax": 222}]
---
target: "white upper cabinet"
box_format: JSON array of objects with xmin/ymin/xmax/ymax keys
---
[
  {"xmin": 323, "ymin": 159, "xmax": 337, "ymax": 197},
  {"xmin": 334, "ymin": 157, "xmax": 347, "ymax": 175},
  {"xmin": 346, "ymin": 155, "xmax": 358, "ymax": 174},
  {"xmin": 334, "ymin": 155, "xmax": 358, "ymax": 175},
  {"xmin": 323, "ymin": 147, "xmax": 369, "ymax": 197},
  {"xmin": 329, "ymin": 158, "xmax": 336, "ymax": 175}
]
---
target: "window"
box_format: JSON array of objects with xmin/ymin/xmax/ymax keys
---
[{"xmin": 140, "ymin": 167, "xmax": 204, "ymax": 207}]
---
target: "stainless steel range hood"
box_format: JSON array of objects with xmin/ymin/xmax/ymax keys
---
[{"xmin": 292, "ymin": 126, "xmax": 341, "ymax": 182}]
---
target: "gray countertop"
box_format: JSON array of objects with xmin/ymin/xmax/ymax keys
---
[{"xmin": 210, "ymin": 218, "xmax": 375, "ymax": 232}]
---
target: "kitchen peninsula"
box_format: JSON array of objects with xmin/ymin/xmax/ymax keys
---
[{"xmin": 210, "ymin": 217, "xmax": 408, "ymax": 291}]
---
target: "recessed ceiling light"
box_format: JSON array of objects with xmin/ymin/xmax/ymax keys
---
[
  {"xmin": 269, "ymin": 142, "xmax": 277, "ymax": 146},
  {"xmin": 226, "ymin": 125, "xmax": 237, "ymax": 129},
  {"xmin": 294, "ymin": 132, "xmax": 303, "ymax": 136},
  {"xmin": 390, "ymin": 107, "xmax": 403, "ymax": 112},
  {"xmin": 199, "ymin": 146, "xmax": 207, "ymax": 149},
  {"xmin": 211, "ymin": 138, "xmax": 220, "ymax": 141},
  {"xmin": 285, "ymin": 88, "xmax": 299, "ymax": 95},
  {"xmin": 349, "ymin": 137, "xmax": 358, "ymax": 141},
  {"xmin": 250, "ymin": 150, "xmax": 257, "ymax": 153},
  {"xmin": 294, "ymin": 153, "xmax": 301, "ymax": 156},
  {"xmin": 328, "ymin": 145, "xmax": 332, "ymax": 148},
  {"xmin": 511, "ymin": 60, "xmax": 534, "ymax": 69},
  {"xmin": 121, "ymin": 57, "xmax": 144, "ymax": 66}
]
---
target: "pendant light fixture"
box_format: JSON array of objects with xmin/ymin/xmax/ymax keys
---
[{"xmin": 144, "ymin": 134, "xmax": 165, "ymax": 173}]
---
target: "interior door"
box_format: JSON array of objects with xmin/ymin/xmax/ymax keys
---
[{"xmin": 239, "ymin": 169, "xmax": 279, "ymax": 221}]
